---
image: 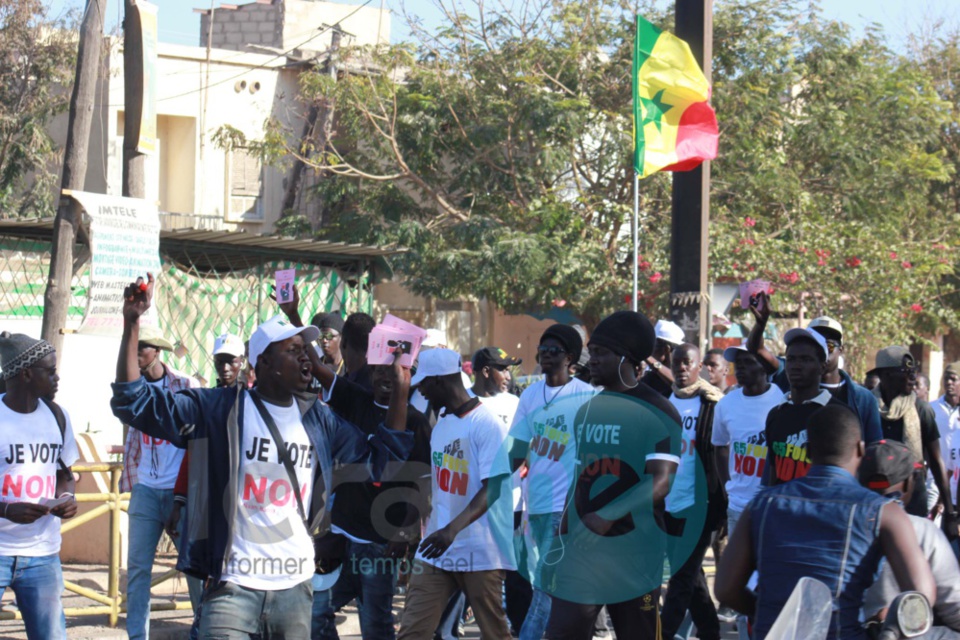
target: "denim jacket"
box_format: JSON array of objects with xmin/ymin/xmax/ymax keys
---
[
  {"xmin": 110, "ymin": 377, "xmax": 413, "ymax": 585},
  {"xmin": 749, "ymin": 465, "xmax": 888, "ymax": 640}
]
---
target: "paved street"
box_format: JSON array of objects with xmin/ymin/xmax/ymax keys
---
[{"xmin": 0, "ymin": 553, "xmax": 739, "ymax": 639}]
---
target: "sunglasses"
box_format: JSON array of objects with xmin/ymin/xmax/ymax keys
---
[
  {"xmin": 826, "ymin": 340, "xmax": 841, "ymax": 354},
  {"xmin": 320, "ymin": 332, "xmax": 339, "ymax": 341},
  {"xmin": 537, "ymin": 345, "xmax": 566, "ymax": 357}
]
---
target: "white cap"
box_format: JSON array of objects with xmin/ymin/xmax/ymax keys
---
[
  {"xmin": 422, "ymin": 328, "xmax": 446, "ymax": 348},
  {"xmin": 654, "ymin": 319, "xmax": 685, "ymax": 346},
  {"xmin": 722, "ymin": 339, "xmax": 751, "ymax": 363},
  {"xmin": 410, "ymin": 348, "xmax": 462, "ymax": 387},
  {"xmin": 807, "ymin": 316, "xmax": 843, "ymax": 340},
  {"xmin": 783, "ymin": 327, "xmax": 829, "ymax": 361},
  {"xmin": 213, "ymin": 333, "xmax": 245, "ymax": 358},
  {"xmin": 248, "ymin": 315, "xmax": 320, "ymax": 369}
]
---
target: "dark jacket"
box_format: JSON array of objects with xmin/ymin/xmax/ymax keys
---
[{"xmin": 110, "ymin": 377, "xmax": 413, "ymax": 584}]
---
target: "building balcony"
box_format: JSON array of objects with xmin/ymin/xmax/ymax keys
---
[{"xmin": 159, "ymin": 212, "xmax": 226, "ymax": 231}]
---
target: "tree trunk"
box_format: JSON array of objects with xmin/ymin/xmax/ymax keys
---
[
  {"xmin": 122, "ymin": 0, "xmax": 146, "ymax": 199},
  {"xmin": 41, "ymin": 0, "xmax": 107, "ymax": 353}
]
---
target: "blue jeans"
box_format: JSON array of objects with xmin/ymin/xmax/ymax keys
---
[
  {"xmin": 312, "ymin": 540, "xmax": 397, "ymax": 639},
  {"xmin": 520, "ymin": 512, "xmax": 562, "ymax": 640},
  {"xmin": 434, "ymin": 590, "xmax": 466, "ymax": 640},
  {"xmin": 0, "ymin": 553, "xmax": 66, "ymax": 639},
  {"xmin": 197, "ymin": 578, "xmax": 313, "ymax": 638},
  {"xmin": 126, "ymin": 483, "xmax": 202, "ymax": 640}
]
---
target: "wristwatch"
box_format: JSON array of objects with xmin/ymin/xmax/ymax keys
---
[{"xmin": 651, "ymin": 361, "xmax": 662, "ymax": 370}]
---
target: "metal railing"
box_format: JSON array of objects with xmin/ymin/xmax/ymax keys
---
[{"xmin": 0, "ymin": 461, "xmax": 192, "ymax": 627}]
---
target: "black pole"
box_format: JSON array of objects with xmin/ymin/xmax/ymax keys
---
[{"xmin": 669, "ymin": 0, "xmax": 713, "ymax": 349}]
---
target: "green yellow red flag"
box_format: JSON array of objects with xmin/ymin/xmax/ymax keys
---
[{"xmin": 633, "ymin": 16, "xmax": 718, "ymax": 178}]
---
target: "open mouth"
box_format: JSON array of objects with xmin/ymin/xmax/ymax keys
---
[{"xmin": 299, "ymin": 362, "xmax": 312, "ymax": 380}]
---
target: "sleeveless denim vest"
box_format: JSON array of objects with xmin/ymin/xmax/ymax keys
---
[{"xmin": 750, "ymin": 465, "xmax": 888, "ymax": 640}]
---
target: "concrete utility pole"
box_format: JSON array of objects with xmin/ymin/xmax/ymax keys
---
[
  {"xmin": 669, "ymin": 0, "xmax": 713, "ymax": 349},
  {"xmin": 41, "ymin": 0, "xmax": 107, "ymax": 353},
  {"xmin": 122, "ymin": 0, "xmax": 146, "ymax": 198}
]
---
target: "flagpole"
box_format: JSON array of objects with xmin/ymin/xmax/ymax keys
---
[{"xmin": 633, "ymin": 171, "xmax": 639, "ymax": 312}]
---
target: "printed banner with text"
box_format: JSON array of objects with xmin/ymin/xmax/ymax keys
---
[{"xmin": 68, "ymin": 191, "xmax": 161, "ymax": 335}]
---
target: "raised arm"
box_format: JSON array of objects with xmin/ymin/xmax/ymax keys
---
[
  {"xmin": 117, "ymin": 274, "xmax": 153, "ymax": 383},
  {"xmin": 274, "ymin": 284, "xmax": 336, "ymax": 390},
  {"xmin": 745, "ymin": 292, "xmax": 780, "ymax": 374}
]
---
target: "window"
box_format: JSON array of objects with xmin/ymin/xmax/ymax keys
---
[{"xmin": 225, "ymin": 148, "xmax": 264, "ymax": 222}]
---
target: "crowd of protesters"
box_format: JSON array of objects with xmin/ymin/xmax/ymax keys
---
[{"xmin": 0, "ymin": 279, "xmax": 959, "ymax": 640}]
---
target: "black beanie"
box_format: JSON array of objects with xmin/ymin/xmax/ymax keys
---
[
  {"xmin": 311, "ymin": 312, "xmax": 344, "ymax": 333},
  {"xmin": 540, "ymin": 324, "xmax": 583, "ymax": 363},
  {"xmin": 589, "ymin": 311, "xmax": 656, "ymax": 365}
]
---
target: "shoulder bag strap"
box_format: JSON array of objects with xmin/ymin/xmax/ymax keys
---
[{"xmin": 248, "ymin": 390, "xmax": 308, "ymax": 527}]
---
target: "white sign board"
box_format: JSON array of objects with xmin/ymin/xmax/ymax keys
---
[{"xmin": 68, "ymin": 191, "xmax": 162, "ymax": 335}]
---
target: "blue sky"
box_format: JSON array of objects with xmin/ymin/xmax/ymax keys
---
[{"xmin": 44, "ymin": 0, "xmax": 959, "ymax": 48}]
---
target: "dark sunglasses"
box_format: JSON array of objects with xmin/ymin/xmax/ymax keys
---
[
  {"xmin": 826, "ymin": 340, "xmax": 841, "ymax": 354},
  {"xmin": 537, "ymin": 345, "xmax": 566, "ymax": 357}
]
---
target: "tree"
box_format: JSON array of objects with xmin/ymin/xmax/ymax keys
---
[
  {"xmin": 247, "ymin": 0, "xmax": 957, "ymax": 371},
  {"xmin": 0, "ymin": 0, "xmax": 77, "ymax": 218}
]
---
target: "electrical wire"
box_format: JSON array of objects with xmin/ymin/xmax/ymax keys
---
[{"xmin": 106, "ymin": 0, "xmax": 375, "ymax": 108}]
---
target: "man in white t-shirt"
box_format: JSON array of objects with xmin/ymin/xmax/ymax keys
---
[
  {"xmin": 662, "ymin": 343, "xmax": 724, "ymax": 640},
  {"xmin": 397, "ymin": 348, "xmax": 515, "ymax": 640},
  {"xmin": 710, "ymin": 342, "xmax": 783, "ymax": 636},
  {"xmin": 507, "ymin": 324, "xmax": 594, "ymax": 640},
  {"xmin": 934, "ymin": 361, "xmax": 960, "ymax": 528},
  {"xmin": 120, "ymin": 324, "xmax": 201, "ymax": 640},
  {"xmin": 112, "ymin": 275, "xmax": 414, "ymax": 639},
  {"xmin": 0, "ymin": 332, "xmax": 79, "ymax": 640}
]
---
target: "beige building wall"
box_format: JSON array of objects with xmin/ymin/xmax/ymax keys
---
[{"xmin": 79, "ymin": 39, "xmax": 302, "ymax": 232}]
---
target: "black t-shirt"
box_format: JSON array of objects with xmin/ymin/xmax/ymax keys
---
[
  {"xmin": 880, "ymin": 399, "xmax": 940, "ymax": 446},
  {"xmin": 824, "ymin": 381, "xmax": 849, "ymax": 405},
  {"xmin": 763, "ymin": 390, "xmax": 846, "ymax": 486},
  {"xmin": 325, "ymin": 376, "xmax": 432, "ymax": 543},
  {"xmin": 640, "ymin": 370, "xmax": 673, "ymax": 399},
  {"xmin": 343, "ymin": 365, "xmax": 373, "ymax": 394}
]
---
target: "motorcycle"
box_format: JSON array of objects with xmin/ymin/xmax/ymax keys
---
[{"xmin": 764, "ymin": 577, "xmax": 932, "ymax": 640}]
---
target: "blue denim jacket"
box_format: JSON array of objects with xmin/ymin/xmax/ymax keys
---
[{"xmin": 749, "ymin": 465, "xmax": 888, "ymax": 640}]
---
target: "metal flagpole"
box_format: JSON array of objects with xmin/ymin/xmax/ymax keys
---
[{"xmin": 633, "ymin": 171, "xmax": 640, "ymax": 312}]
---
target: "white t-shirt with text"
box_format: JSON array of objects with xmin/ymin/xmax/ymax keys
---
[
  {"xmin": 222, "ymin": 397, "xmax": 316, "ymax": 590},
  {"xmin": 934, "ymin": 395, "xmax": 960, "ymax": 502},
  {"xmin": 509, "ymin": 378, "xmax": 595, "ymax": 515},
  {"xmin": 0, "ymin": 396, "xmax": 80, "ymax": 556},
  {"xmin": 666, "ymin": 395, "xmax": 701, "ymax": 513},
  {"xmin": 419, "ymin": 402, "xmax": 515, "ymax": 572},
  {"xmin": 136, "ymin": 378, "xmax": 187, "ymax": 489},
  {"xmin": 711, "ymin": 386, "xmax": 783, "ymax": 512}
]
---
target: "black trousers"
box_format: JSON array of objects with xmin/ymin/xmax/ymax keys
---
[
  {"xmin": 659, "ymin": 516, "xmax": 721, "ymax": 640},
  {"xmin": 544, "ymin": 588, "xmax": 661, "ymax": 640}
]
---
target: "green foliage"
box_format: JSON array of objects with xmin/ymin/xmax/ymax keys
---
[
  {"xmin": 260, "ymin": 0, "xmax": 959, "ymax": 368},
  {"xmin": 0, "ymin": 0, "xmax": 77, "ymax": 218}
]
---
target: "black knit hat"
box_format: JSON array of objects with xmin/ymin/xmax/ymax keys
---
[
  {"xmin": 540, "ymin": 325, "xmax": 583, "ymax": 364},
  {"xmin": 589, "ymin": 311, "xmax": 656, "ymax": 365},
  {"xmin": 0, "ymin": 332, "xmax": 55, "ymax": 380},
  {"xmin": 311, "ymin": 312, "xmax": 344, "ymax": 333}
]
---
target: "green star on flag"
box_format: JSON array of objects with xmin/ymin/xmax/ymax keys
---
[{"xmin": 640, "ymin": 89, "xmax": 673, "ymax": 132}]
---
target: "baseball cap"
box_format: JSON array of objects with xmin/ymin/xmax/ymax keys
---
[
  {"xmin": 946, "ymin": 361, "xmax": 960, "ymax": 378},
  {"xmin": 248, "ymin": 315, "xmax": 320, "ymax": 369},
  {"xmin": 722, "ymin": 339, "xmax": 751, "ymax": 363},
  {"xmin": 867, "ymin": 346, "xmax": 916, "ymax": 377},
  {"xmin": 472, "ymin": 347, "xmax": 522, "ymax": 371},
  {"xmin": 654, "ymin": 319, "xmax": 685, "ymax": 346},
  {"xmin": 807, "ymin": 316, "xmax": 843, "ymax": 342},
  {"xmin": 410, "ymin": 348, "xmax": 462, "ymax": 387},
  {"xmin": 138, "ymin": 325, "xmax": 175, "ymax": 352},
  {"xmin": 860, "ymin": 440, "xmax": 923, "ymax": 490},
  {"xmin": 783, "ymin": 327, "xmax": 829, "ymax": 361},
  {"xmin": 213, "ymin": 333, "xmax": 245, "ymax": 358}
]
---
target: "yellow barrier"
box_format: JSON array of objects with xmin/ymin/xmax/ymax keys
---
[{"xmin": 0, "ymin": 462, "xmax": 193, "ymax": 627}]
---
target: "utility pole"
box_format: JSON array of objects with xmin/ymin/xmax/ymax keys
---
[
  {"xmin": 41, "ymin": 0, "xmax": 107, "ymax": 353},
  {"xmin": 122, "ymin": 0, "xmax": 146, "ymax": 198},
  {"xmin": 669, "ymin": 0, "xmax": 713, "ymax": 349},
  {"xmin": 281, "ymin": 25, "xmax": 344, "ymax": 220}
]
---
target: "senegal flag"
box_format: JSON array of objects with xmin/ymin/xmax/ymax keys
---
[{"xmin": 633, "ymin": 16, "xmax": 718, "ymax": 178}]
